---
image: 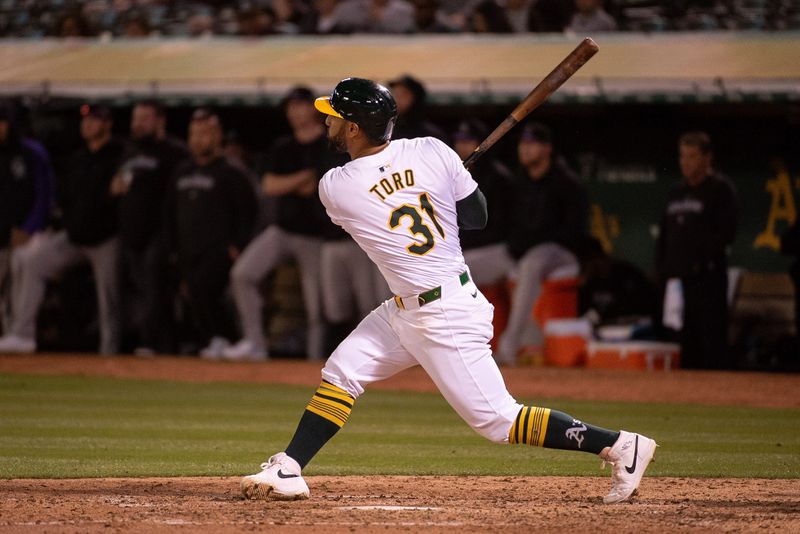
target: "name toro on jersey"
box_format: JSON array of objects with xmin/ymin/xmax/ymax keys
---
[{"xmin": 318, "ymin": 136, "xmax": 478, "ymax": 297}]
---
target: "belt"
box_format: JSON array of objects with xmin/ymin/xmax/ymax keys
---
[{"xmin": 394, "ymin": 271, "xmax": 470, "ymax": 310}]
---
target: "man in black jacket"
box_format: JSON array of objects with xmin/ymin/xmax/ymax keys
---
[
  {"xmin": 164, "ymin": 109, "xmax": 257, "ymax": 357},
  {"xmin": 111, "ymin": 100, "xmax": 188, "ymax": 354},
  {"xmin": 495, "ymin": 122, "xmax": 589, "ymax": 365},
  {"xmin": 656, "ymin": 131, "xmax": 738, "ymax": 369},
  {"xmin": 0, "ymin": 104, "xmax": 124, "ymax": 354}
]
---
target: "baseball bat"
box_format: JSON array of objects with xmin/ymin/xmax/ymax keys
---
[{"xmin": 462, "ymin": 37, "xmax": 599, "ymax": 170}]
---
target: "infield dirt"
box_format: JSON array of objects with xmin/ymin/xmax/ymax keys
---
[{"xmin": 1, "ymin": 354, "xmax": 799, "ymax": 533}]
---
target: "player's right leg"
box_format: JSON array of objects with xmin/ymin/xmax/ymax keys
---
[
  {"xmin": 402, "ymin": 277, "xmax": 656, "ymax": 504},
  {"xmin": 241, "ymin": 299, "xmax": 416, "ymax": 500}
]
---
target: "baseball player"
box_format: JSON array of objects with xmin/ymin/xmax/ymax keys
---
[{"xmin": 241, "ymin": 78, "xmax": 657, "ymax": 504}]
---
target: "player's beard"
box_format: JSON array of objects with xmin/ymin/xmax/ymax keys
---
[{"xmin": 328, "ymin": 128, "xmax": 348, "ymax": 153}]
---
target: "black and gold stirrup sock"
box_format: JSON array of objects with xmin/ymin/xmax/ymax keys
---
[
  {"xmin": 508, "ymin": 406, "xmax": 619, "ymax": 455},
  {"xmin": 284, "ymin": 380, "xmax": 355, "ymax": 469}
]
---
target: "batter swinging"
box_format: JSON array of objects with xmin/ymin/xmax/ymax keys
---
[{"xmin": 241, "ymin": 78, "xmax": 657, "ymax": 504}]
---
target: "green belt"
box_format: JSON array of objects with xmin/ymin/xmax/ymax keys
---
[{"xmin": 395, "ymin": 271, "xmax": 470, "ymax": 309}]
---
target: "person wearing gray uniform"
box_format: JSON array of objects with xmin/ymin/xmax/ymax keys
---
[
  {"xmin": 223, "ymin": 87, "xmax": 346, "ymax": 361},
  {"xmin": 495, "ymin": 123, "xmax": 589, "ymax": 365},
  {"xmin": 320, "ymin": 222, "xmax": 390, "ymax": 344},
  {"xmin": 0, "ymin": 104, "xmax": 124, "ymax": 355},
  {"xmin": 0, "ymin": 101, "xmax": 54, "ymax": 338}
]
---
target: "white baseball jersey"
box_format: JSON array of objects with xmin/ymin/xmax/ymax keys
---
[
  {"xmin": 319, "ymin": 137, "xmax": 478, "ymax": 296},
  {"xmin": 319, "ymin": 135, "xmax": 521, "ymax": 445}
]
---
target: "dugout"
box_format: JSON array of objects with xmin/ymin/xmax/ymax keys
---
[{"xmin": 2, "ymin": 33, "xmax": 797, "ymax": 365}]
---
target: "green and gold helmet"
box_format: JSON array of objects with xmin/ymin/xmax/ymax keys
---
[{"xmin": 315, "ymin": 77, "xmax": 398, "ymax": 143}]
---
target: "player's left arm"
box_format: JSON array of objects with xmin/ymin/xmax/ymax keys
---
[{"xmin": 456, "ymin": 187, "xmax": 487, "ymax": 230}]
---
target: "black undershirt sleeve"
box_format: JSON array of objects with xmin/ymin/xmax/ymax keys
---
[{"xmin": 456, "ymin": 187, "xmax": 488, "ymax": 230}]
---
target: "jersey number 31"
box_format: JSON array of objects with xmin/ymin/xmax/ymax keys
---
[{"xmin": 389, "ymin": 192, "xmax": 445, "ymax": 256}]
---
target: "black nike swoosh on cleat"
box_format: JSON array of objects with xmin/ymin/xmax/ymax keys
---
[
  {"xmin": 277, "ymin": 470, "xmax": 299, "ymax": 479},
  {"xmin": 625, "ymin": 435, "xmax": 639, "ymax": 474},
  {"xmin": 471, "ymin": 291, "xmax": 477, "ymax": 298}
]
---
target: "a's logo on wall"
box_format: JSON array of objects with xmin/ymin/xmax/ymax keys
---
[
  {"xmin": 754, "ymin": 161, "xmax": 797, "ymax": 251},
  {"xmin": 590, "ymin": 204, "xmax": 620, "ymax": 253}
]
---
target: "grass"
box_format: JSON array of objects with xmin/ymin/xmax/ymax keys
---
[{"xmin": 1, "ymin": 373, "xmax": 798, "ymax": 479}]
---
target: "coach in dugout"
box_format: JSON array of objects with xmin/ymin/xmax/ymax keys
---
[
  {"xmin": 163, "ymin": 108, "xmax": 257, "ymax": 358},
  {"xmin": 0, "ymin": 101, "xmax": 53, "ymax": 340},
  {"xmin": 0, "ymin": 104, "xmax": 124, "ymax": 355},
  {"xmin": 110, "ymin": 100, "xmax": 188, "ymax": 355},
  {"xmin": 495, "ymin": 122, "xmax": 589, "ymax": 365},
  {"xmin": 656, "ymin": 131, "xmax": 738, "ymax": 370}
]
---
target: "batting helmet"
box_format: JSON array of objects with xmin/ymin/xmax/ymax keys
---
[{"xmin": 315, "ymin": 78, "xmax": 398, "ymax": 143}]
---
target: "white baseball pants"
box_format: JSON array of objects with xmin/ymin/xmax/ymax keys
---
[{"xmin": 322, "ymin": 272, "xmax": 523, "ymax": 443}]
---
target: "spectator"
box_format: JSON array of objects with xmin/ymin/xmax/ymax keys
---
[
  {"xmin": 223, "ymin": 87, "xmax": 339, "ymax": 361},
  {"xmin": 656, "ymin": 131, "xmax": 738, "ymax": 369},
  {"xmin": 469, "ymin": 0, "xmax": 514, "ymax": 33},
  {"xmin": 452, "ymin": 119, "xmax": 515, "ymax": 286},
  {"xmin": 164, "ymin": 109, "xmax": 257, "ymax": 357},
  {"xmin": 436, "ymin": 0, "xmax": 478, "ymax": 30},
  {"xmin": 359, "ymin": 0, "xmax": 415, "ymax": 33},
  {"xmin": 0, "ymin": 104, "xmax": 124, "ymax": 355},
  {"xmin": 110, "ymin": 100, "xmax": 189, "ymax": 355},
  {"xmin": 272, "ymin": 0, "xmax": 309, "ymax": 34},
  {"xmin": 0, "ymin": 101, "xmax": 54, "ymax": 335},
  {"xmin": 52, "ymin": 9, "xmax": 95, "ymax": 37},
  {"xmin": 503, "ymin": 0, "xmax": 533, "ymax": 32},
  {"xmin": 527, "ymin": 0, "xmax": 576, "ymax": 32},
  {"xmin": 301, "ymin": 0, "xmax": 361, "ymax": 34},
  {"xmin": 120, "ymin": 10, "xmax": 152, "ymax": 37},
  {"xmin": 237, "ymin": 6, "xmax": 275, "ymax": 36},
  {"xmin": 187, "ymin": 13, "xmax": 215, "ymax": 37},
  {"xmin": 387, "ymin": 74, "xmax": 448, "ymax": 141},
  {"xmin": 566, "ymin": 0, "xmax": 617, "ymax": 33},
  {"xmin": 411, "ymin": 0, "xmax": 454, "ymax": 33},
  {"xmin": 495, "ymin": 122, "xmax": 589, "ymax": 365}
]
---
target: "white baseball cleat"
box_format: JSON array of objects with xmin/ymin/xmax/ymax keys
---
[
  {"xmin": 0, "ymin": 334, "xmax": 36, "ymax": 354},
  {"xmin": 241, "ymin": 452, "xmax": 310, "ymax": 501},
  {"xmin": 221, "ymin": 339, "xmax": 268, "ymax": 362},
  {"xmin": 599, "ymin": 430, "xmax": 658, "ymax": 504},
  {"xmin": 199, "ymin": 337, "xmax": 230, "ymax": 360}
]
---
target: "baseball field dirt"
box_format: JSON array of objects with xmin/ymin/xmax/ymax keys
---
[{"xmin": 1, "ymin": 354, "xmax": 799, "ymax": 533}]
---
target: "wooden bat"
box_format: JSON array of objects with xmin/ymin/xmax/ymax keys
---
[{"xmin": 462, "ymin": 37, "xmax": 599, "ymax": 170}]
